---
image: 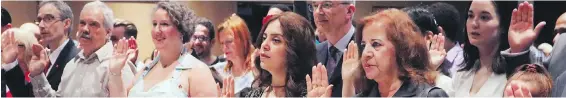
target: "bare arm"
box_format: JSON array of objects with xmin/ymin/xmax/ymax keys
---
[
  {"xmin": 187, "ymin": 63, "xmax": 219, "ymax": 97},
  {"xmin": 108, "ymin": 38, "xmax": 138, "ymax": 97}
]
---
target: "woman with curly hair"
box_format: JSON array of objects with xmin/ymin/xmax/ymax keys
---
[{"xmin": 108, "ymin": 1, "xmax": 217, "ymax": 97}]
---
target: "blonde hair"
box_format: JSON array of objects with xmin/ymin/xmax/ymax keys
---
[{"xmin": 10, "ymin": 28, "xmax": 39, "ymax": 63}]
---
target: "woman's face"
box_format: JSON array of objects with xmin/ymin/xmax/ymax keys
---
[
  {"xmin": 152, "ymin": 8, "xmax": 182, "ymax": 51},
  {"xmin": 259, "ymin": 20, "xmax": 287, "ymax": 74},
  {"xmin": 360, "ymin": 22, "xmax": 398, "ymax": 81},
  {"xmin": 219, "ymin": 30, "xmax": 243, "ymax": 62},
  {"xmin": 467, "ymin": 1, "xmax": 500, "ymax": 47}
]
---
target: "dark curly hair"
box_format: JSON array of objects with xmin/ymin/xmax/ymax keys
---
[
  {"xmin": 251, "ymin": 12, "xmax": 317, "ymax": 97},
  {"xmin": 153, "ymin": 1, "xmax": 197, "ymax": 43}
]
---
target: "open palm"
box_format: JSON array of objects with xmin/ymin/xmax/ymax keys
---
[
  {"xmin": 428, "ymin": 33, "xmax": 446, "ymax": 70},
  {"xmin": 2, "ymin": 30, "xmax": 19, "ymax": 63},
  {"xmin": 110, "ymin": 38, "xmax": 133, "ymax": 73},
  {"xmin": 28, "ymin": 44, "xmax": 50, "ymax": 77},
  {"xmin": 342, "ymin": 41, "xmax": 361, "ymax": 81},
  {"xmin": 306, "ymin": 63, "xmax": 333, "ymax": 97},
  {"xmin": 508, "ymin": 1, "xmax": 545, "ymax": 53}
]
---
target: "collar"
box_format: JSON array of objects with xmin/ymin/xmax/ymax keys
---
[
  {"xmin": 49, "ymin": 39, "xmax": 70, "ymax": 64},
  {"xmin": 364, "ymin": 80, "xmax": 418, "ymax": 97},
  {"xmin": 446, "ymin": 42, "xmax": 463, "ymax": 62},
  {"xmin": 392, "ymin": 80, "xmax": 419, "ymax": 97},
  {"xmin": 328, "ymin": 25, "xmax": 355, "ymax": 53},
  {"xmin": 76, "ymin": 41, "xmax": 113, "ymax": 62}
]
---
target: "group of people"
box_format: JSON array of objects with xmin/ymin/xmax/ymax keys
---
[{"xmin": 1, "ymin": 0, "xmax": 565, "ymax": 97}]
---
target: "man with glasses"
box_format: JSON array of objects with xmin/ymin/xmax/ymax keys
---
[
  {"xmin": 28, "ymin": 1, "xmax": 135, "ymax": 97},
  {"xmin": 312, "ymin": 0, "xmax": 356, "ymax": 97},
  {"xmin": 189, "ymin": 17, "xmax": 223, "ymax": 66},
  {"xmin": 34, "ymin": 1, "xmax": 80, "ymax": 92},
  {"xmin": 2, "ymin": 2, "xmax": 79, "ymax": 96},
  {"xmin": 188, "ymin": 17, "xmax": 225, "ymax": 87}
]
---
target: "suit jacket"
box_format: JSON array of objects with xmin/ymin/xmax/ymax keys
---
[
  {"xmin": 3, "ymin": 65, "xmax": 33, "ymax": 97},
  {"xmin": 316, "ymin": 36, "xmax": 355, "ymax": 97},
  {"xmin": 46, "ymin": 40, "xmax": 80, "ymax": 91},
  {"xmin": 547, "ymin": 34, "xmax": 566, "ymax": 97}
]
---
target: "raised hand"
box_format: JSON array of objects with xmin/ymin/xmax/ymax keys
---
[
  {"xmin": 28, "ymin": 44, "xmax": 50, "ymax": 77},
  {"xmin": 504, "ymin": 82, "xmax": 532, "ymax": 98},
  {"xmin": 342, "ymin": 41, "xmax": 361, "ymax": 81},
  {"xmin": 306, "ymin": 63, "xmax": 333, "ymax": 97},
  {"xmin": 219, "ymin": 76, "xmax": 234, "ymax": 97},
  {"xmin": 2, "ymin": 29, "xmax": 19, "ymax": 64},
  {"xmin": 428, "ymin": 33, "xmax": 446, "ymax": 70},
  {"xmin": 508, "ymin": 1, "xmax": 546, "ymax": 53},
  {"xmin": 109, "ymin": 38, "xmax": 135, "ymax": 74}
]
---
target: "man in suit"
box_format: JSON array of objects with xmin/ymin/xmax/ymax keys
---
[
  {"xmin": 1, "ymin": 2, "xmax": 79, "ymax": 95},
  {"xmin": 312, "ymin": 0, "xmax": 356, "ymax": 97},
  {"xmin": 549, "ymin": 12, "xmax": 566, "ymax": 97}
]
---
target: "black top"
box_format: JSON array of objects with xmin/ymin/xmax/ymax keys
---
[
  {"xmin": 236, "ymin": 87, "xmax": 308, "ymax": 97},
  {"xmin": 356, "ymin": 80, "xmax": 448, "ymax": 97}
]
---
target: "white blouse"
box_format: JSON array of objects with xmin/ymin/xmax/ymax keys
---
[{"xmin": 451, "ymin": 70, "xmax": 507, "ymax": 97}]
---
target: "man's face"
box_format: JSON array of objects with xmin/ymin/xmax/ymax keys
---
[
  {"xmin": 190, "ymin": 24, "xmax": 212, "ymax": 57},
  {"xmin": 37, "ymin": 4, "xmax": 67, "ymax": 44},
  {"xmin": 312, "ymin": 1, "xmax": 352, "ymax": 33},
  {"xmin": 111, "ymin": 26, "xmax": 126, "ymax": 45},
  {"xmin": 77, "ymin": 8, "xmax": 110, "ymax": 55}
]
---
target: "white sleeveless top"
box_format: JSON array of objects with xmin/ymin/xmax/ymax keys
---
[{"xmin": 128, "ymin": 54, "xmax": 194, "ymax": 97}]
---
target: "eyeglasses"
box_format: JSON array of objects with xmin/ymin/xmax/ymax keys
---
[
  {"xmin": 35, "ymin": 15, "xmax": 62, "ymax": 27},
  {"xmin": 310, "ymin": 1, "xmax": 350, "ymax": 12},
  {"xmin": 263, "ymin": 15, "xmax": 274, "ymax": 25},
  {"xmin": 191, "ymin": 35, "xmax": 210, "ymax": 41}
]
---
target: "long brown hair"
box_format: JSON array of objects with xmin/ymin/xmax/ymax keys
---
[
  {"xmin": 217, "ymin": 14, "xmax": 255, "ymax": 71},
  {"xmin": 355, "ymin": 9, "xmax": 432, "ymax": 84},
  {"xmin": 252, "ymin": 12, "xmax": 316, "ymax": 97}
]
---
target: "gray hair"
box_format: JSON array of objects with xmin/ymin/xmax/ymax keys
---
[
  {"xmin": 39, "ymin": 1, "xmax": 73, "ymax": 35},
  {"xmin": 82, "ymin": 1, "xmax": 114, "ymax": 30}
]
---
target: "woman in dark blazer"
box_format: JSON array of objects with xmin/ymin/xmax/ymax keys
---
[{"xmin": 339, "ymin": 8, "xmax": 448, "ymax": 97}]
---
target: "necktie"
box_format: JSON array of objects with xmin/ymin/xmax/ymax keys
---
[{"xmin": 327, "ymin": 46, "xmax": 339, "ymax": 76}]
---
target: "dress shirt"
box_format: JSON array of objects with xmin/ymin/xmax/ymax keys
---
[
  {"xmin": 46, "ymin": 39, "xmax": 70, "ymax": 74},
  {"xmin": 30, "ymin": 42, "xmax": 135, "ymax": 97}
]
